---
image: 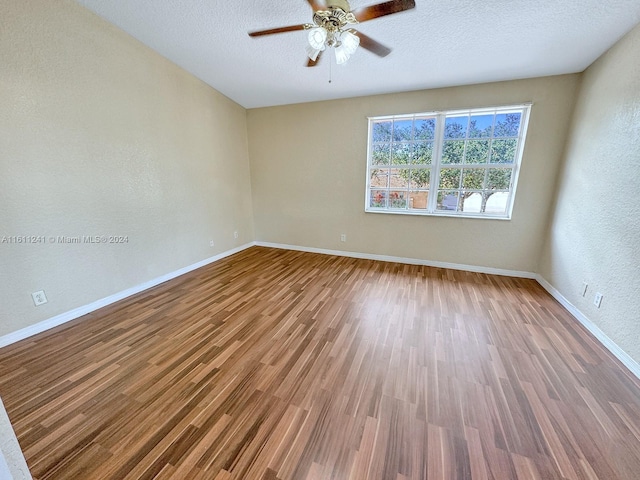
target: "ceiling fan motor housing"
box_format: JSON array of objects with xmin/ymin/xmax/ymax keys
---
[
  {"xmin": 326, "ymin": 0, "xmax": 351, "ymax": 11},
  {"xmin": 313, "ymin": 0, "xmax": 357, "ymax": 34}
]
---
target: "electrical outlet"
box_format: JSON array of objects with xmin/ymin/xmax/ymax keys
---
[
  {"xmin": 233, "ymin": 231, "xmax": 239, "ymax": 239},
  {"xmin": 32, "ymin": 290, "xmax": 48, "ymax": 306},
  {"xmin": 594, "ymin": 292, "xmax": 603, "ymax": 308},
  {"xmin": 209, "ymin": 240, "xmax": 215, "ymax": 247},
  {"xmin": 581, "ymin": 282, "xmax": 588, "ymax": 297},
  {"xmin": 340, "ymin": 234, "xmax": 347, "ymax": 242}
]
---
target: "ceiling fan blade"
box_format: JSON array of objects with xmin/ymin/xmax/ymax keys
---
[
  {"xmin": 351, "ymin": 0, "xmax": 416, "ymax": 23},
  {"xmin": 306, "ymin": 0, "xmax": 328, "ymax": 11},
  {"xmin": 307, "ymin": 50, "xmax": 323, "ymax": 67},
  {"xmin": 248, "ymin": 24, "xmax": 308, "ymax": 37},
  {"xmin": 353, "ymin": 31, "xmax": 391, "ymax": 57}
]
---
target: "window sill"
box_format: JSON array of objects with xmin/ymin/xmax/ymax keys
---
[{"xmin": 364, "ymin": 208, "xmax": 512, "ymax": 220}]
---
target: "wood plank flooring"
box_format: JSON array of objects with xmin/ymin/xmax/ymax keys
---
[{"xmin": 1, "ymin": 246, "xmax": 640, "ymax": 479}]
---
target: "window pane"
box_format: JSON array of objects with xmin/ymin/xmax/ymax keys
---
[
  {"xmin": 442, "ymin": 140, "xmax": 464, "ymax": 164},
  {"xmin": 437, "ymin": 191, "xmax": 459, "ymax": 211},
  {"xmin": 490, "ymin": 139, "xmax": 517, "ymax": 164},
  {"xmin": 484, "ymin": 192, "xmax": 509, "ymax": 214},
  {"xmin": 373, "ymin": 121, "xmax": 392, "ymax": 142},
  {"xmin": 367, "ymin": 106, "xmax": 528, "ymax": 217},
  {"xmin": 462, "ymin": 169, "xmax": 485, "ymax": 190},
  {"xmin": 389, "ymin": 191, "xmax": 408, "ymax": 209},
  {"xmin": 389, "ymin": 168, "xmax": 409, "ymax": 189},
  {"xmin": 414, "ymin": 118, "xmax": 436, "ymax": 140},
  {"xmin": 439, "ymin": 168, "xmax": 461, "ymax": 189},
  {"xmin": 468, "ymin": 114, "xmax": 494, "ymax": 138},
  {"xmin": 461, "ymin": 192, "xmax": 482, "ymax": 213},
  {"xmin": 412, "ymin": 141, "xmax": 433, "ymax": 164},
  {"xmin": 410, "ymin": 169, "xmax": 430, "ymax": 189},
  {"xmin": 409, "ymin": 191, "xmax": 428, "ymax": 209},
  {"xmin": 487, "ymin": 168, "xmax": 512, "ymax": 190},
  {"xmin": 372, "ymin": 143, "xmax": 390, "ymax": 165},
  {"xmin": 391, "ymin": 143, "xmax": 411, "ymax": 165},
  {"xmin": 445, "ymin": 116, "xmax": 468, "ymax": 139},
  {"xmin": 494, "ymin": 113, "xmax": 521, "ymax": 137},
  {"xmin": 370, "ymin": 169, "xmax": 389, "ymax": 188},
  {"xmin": 465, "ymin": 140, "xmax": 490, "ymax": 164},
  {"xmin": 393, "ymin": 119, "xmax": 413, "ymax": 141},
  {"xmin": 370, "ymin": 190, "xmax": 387, "ymax": 208}
]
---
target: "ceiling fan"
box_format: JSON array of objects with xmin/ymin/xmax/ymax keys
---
[{"xmin": 248, "ymin": 0, "xmax": 416, "ymax": 66}]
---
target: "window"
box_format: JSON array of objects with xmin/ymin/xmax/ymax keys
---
[{"xmin": 366, "ymin": 104, "xmax": 531, "ymax": 219}]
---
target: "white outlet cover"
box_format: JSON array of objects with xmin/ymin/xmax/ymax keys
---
[
  {"xmin": 32, "ymin": 290, "xmax": 48, "ymax": 306},
  {"xmin": 594, "ymin": 292, "xmax": 603, "ymax": 308}
]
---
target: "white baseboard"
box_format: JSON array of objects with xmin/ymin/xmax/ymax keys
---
[
  {"xmin": 255, "ymin": 241, "xmax": 537, "ymax": 279},
  {"xmin": 536, "ymin": 275, "xmax": 640, "ymax": 380},
  {"xmin": 0, "ymin": 243, "xmax": 255, "ymax": 349}
]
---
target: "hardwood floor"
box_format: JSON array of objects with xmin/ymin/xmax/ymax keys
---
[{"xmin": 1, "ymin": 246, "xmax": 640, "ymax": 479}]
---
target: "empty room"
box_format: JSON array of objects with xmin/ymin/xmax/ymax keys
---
[{"xmin": 2, "ymin": 0, "xmax": 640, "ymax": 478}]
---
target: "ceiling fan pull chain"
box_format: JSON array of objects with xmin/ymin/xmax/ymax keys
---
[{"xmin": 329, "ymin": 57, "xmax": 332, "ymax": 83}]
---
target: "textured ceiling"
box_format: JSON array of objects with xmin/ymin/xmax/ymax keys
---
[{"xmin": 75, "ymin": 0, "xmax": 640, "ymax": 109}]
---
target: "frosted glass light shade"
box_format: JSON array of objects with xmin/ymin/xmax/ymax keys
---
[
  {"xmin": 335, "ymin": 30, "xmax": 360, "ymax": 64},
  {"xmin": 305, "ymin": 44, "xmax": 321, "ymax": 61},
  {"xmin": 341, "ymin": 30, "xmax": 360, "ymax": 55},
  {"xmin": 308, "ymin": 28, "xmax": 328, "ymax": 50},
  {"xmin": 334, "ymin": 45, "xmax": 350, "ymax": 64}
]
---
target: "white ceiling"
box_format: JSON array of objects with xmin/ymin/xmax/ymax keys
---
[{"xmin": 75, "ymin": 0, "xmax": 640, "ymax": 109}]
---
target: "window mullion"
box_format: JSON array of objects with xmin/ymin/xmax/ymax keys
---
[{"xmin": 428, "ymin": 114, "xmax": 445, "ymax": 212}]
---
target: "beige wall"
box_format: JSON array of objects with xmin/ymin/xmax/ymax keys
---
[
  {"xmin": 0, "ymin": 0, "xmax": 254, "ymax": 337},
  {"xmin": 248, "ymin": 75, "xmax": 580, "ymax": 272},
  {"xmin": 539, "ymin": 23, "xmax": 640, "ymax": 362}
]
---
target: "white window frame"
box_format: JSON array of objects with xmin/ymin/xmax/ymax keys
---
[{"xmin": 365, "ymin": 104, "xmax": 532, "ymax": 219}]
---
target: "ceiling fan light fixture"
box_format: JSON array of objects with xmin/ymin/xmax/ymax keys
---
[
  {"xmin": 340, "ymin": 30, "xmax": 359, "ymax": 55},
  {"xmin": 305, "ymin": 43, "xmax": 322, "ymax": 61},
  {"xmin": 334, "ymin": 47, "xmax": 349, "ymax": 65},
  {"xmin": 334, "ymin": 45, "xmax": 351, "ymax": 64},
  {"xmin": 308, "ymin": 27, "xmax": 328, "ymax": 50},
  {"xmin": 334, "ymin": 30, "xmax": 359, "ymax": 64}
]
